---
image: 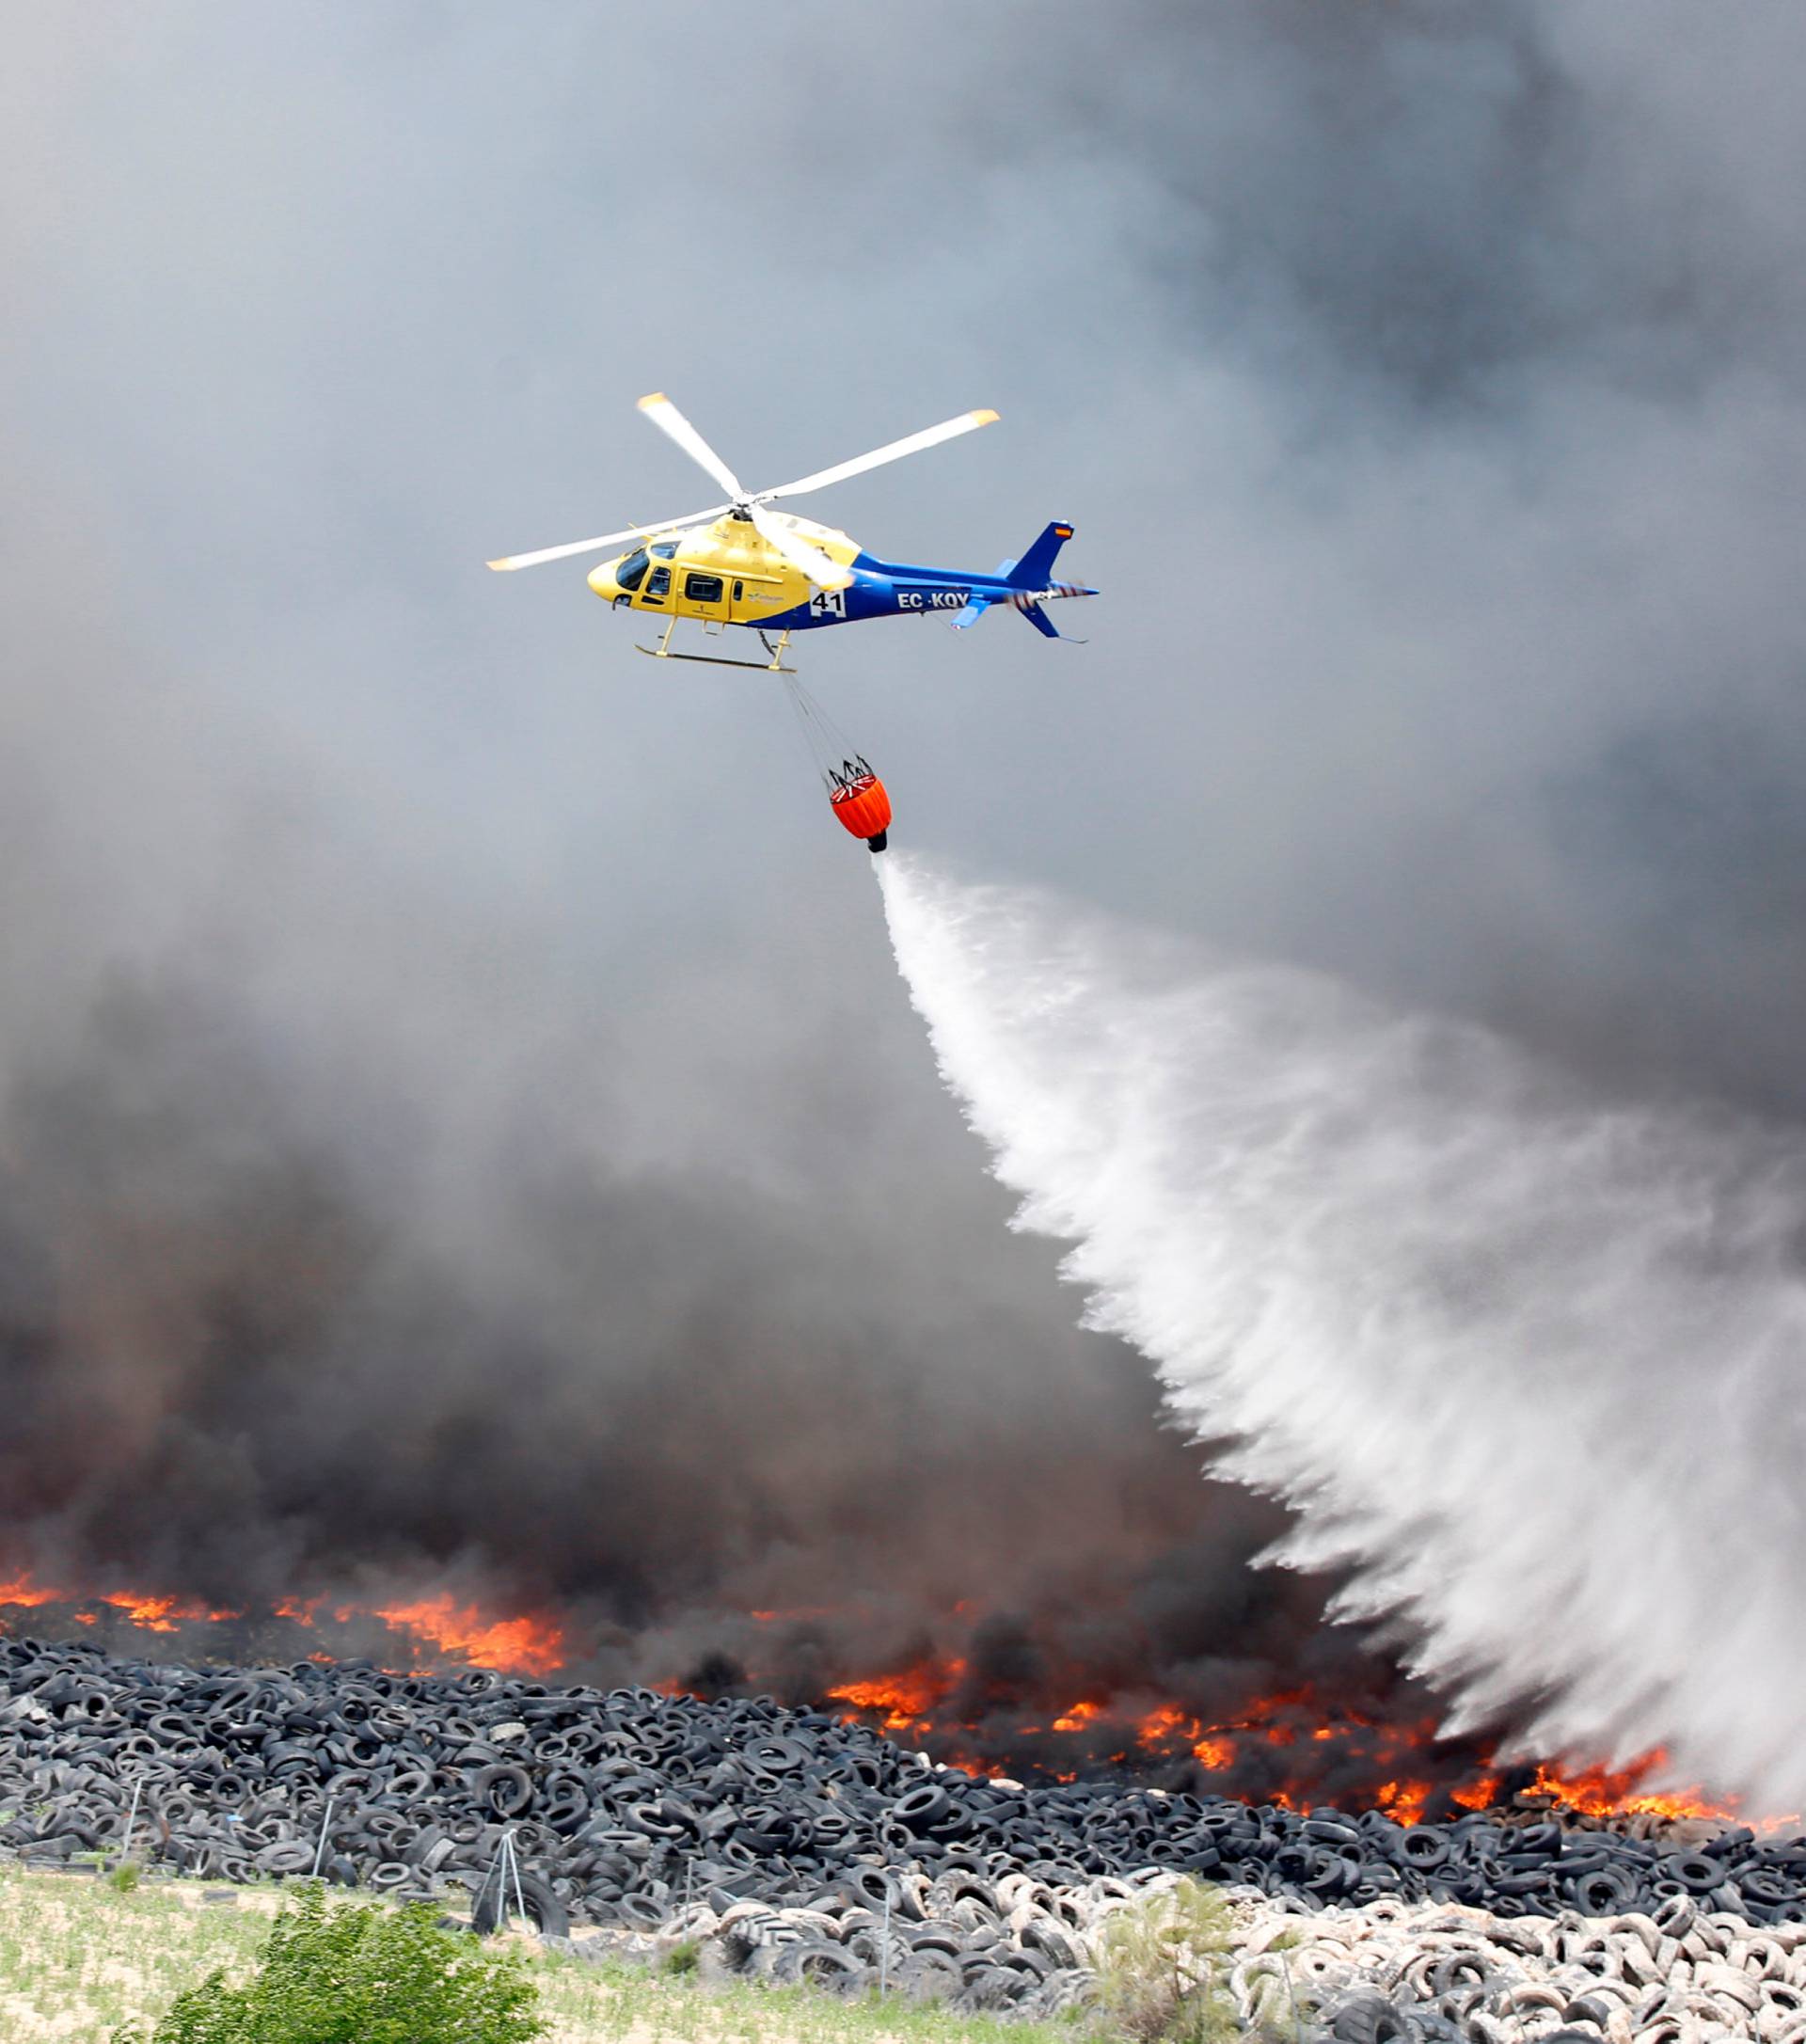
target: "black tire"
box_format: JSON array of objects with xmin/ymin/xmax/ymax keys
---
[
  {"xmin": 1658, "ymin": 1851, "xmax": 1723, "ymax": 1896},
  {"xmin": 1397, "ymin": 1827, "xmax": 1450, "ymax": 1870},
  {"xmin": 799, "ymin": 1944, "xmax": 865, "ymax": 1989},
  {"xmin": 893, "ymin": 1783, "xmax": 952, "ymax": 1833},
  {"xmin": 471, "ymin": 1764, "xmax": 534, "ymax": 1819},
  {"xmin": 1569, "ymin": 1863, "xmax": 1640, "ymax": 1916},
  {"xmin": 1332, "ymin": 1995, "xmax": 1416, "ymax": 2044},
  {"xmin": 472, "ymin": 1867, "xmax": 569, "ymax": 1939}
]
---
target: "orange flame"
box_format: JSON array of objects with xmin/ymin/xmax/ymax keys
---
[
  {"xmin": 1, "ymin": 1575, "xmax": 239, "ymax": 1629},
  {"xmin": 826, "ymin": 1659, "xmax": 962, "ymax": 1733},
  {"xmin": 1, "ymin": 1567, "xmax": 562, "ymax": 1677},
  {"xmin": 1374, "ymin": 1779, "xmax": 1432, "ymax": 1825},
  {"xmin": 1523, "ymin": 1754, "xmax": 1747, "ymax": 1827},
  {"xmin": 1450, "ymin": 1775, "xmax": 1501, "ymax": 1812},
  {"xmin": 0, "ymin": 1570, "xmax": 1770, "ymax": 1826},
  {"xmin": 0, "ymin": 1575, "xmax": 63, "ymax": 1608},
  {"xmin": 96, "ymin": 1592, "xmax": 239, "ymax": 1633},
  {"xmin": 1053, "ymin": 1701, "xmax": 1102, "ymax": 1734},
  {"xmin": 370, "ymin": 1595, "xmax": 565, "ymax": 1677},
  {"xmin": 1137, "ymin": 1703, "xmax": 1192, "ymax": 1739}
]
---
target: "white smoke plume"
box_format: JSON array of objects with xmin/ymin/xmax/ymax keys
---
[{"xmin": 879, "ymin": 851, "xmax": 1806, "ymax": 1818}]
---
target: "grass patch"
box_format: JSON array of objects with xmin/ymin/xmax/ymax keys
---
[
  {"xmin": 0, "ymin": 1862, "xmax": 1080, "ymax": 2044},
  {"xmin": 118, "ymin": 1886, "xmax": 541, "ymax": 2042},
  {"xmin": 531, "ymin": 1943, "xmax": 1082, "ymax": 2044},
  {"xmin": 0, "ymin": 1862, "xmax": 274, "ymax": 2042}
]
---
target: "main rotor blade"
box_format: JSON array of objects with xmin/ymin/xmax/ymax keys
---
[
  {"xmin": 637, "ymin": 392, "xmax": 747, "ymax": 500},
  {"xmin": 760, "ymin": 408, "xmax": 999, "ymax": 501},
  {"xmin": 485, "ymin": 508, "xmax": 727, "ymax": 572},
  {"xmin": 749, "ymin": 502, "xmax": 853, "ymax": 592}
]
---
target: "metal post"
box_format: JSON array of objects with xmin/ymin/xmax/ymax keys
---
[
  {"xmin": 879, "ymin": 1888, "xmax": 892, "ymax": 1996},
  {"xmin": 118, "ymin": 1777, "xmax": 144, "ymax": 1866},
  {"xmin": 310, "ymin": 1795, "xmax": 337, "ymax": 1878},
  {"xmin": 507, "ymin": 1829, "xmax": 527, "ymax": 1933},
  {"xmin": 490, "ymin": 1831, "xmax": 510, "ymax": 1932}
]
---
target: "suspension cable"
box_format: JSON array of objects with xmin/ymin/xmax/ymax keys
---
[{"xmin": 779, "ymin": 673, "xmax": 862, "ymax": 787}]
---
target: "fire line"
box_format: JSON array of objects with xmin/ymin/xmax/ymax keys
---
[{"xmin": 0, "ymin": 1569, "xmax": 1756, "ymax": 1829}]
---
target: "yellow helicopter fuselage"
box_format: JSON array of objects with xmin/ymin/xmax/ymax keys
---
[
  {"xmin": 576, "ymin": 502, "xmax": 1093, "ymax": 671},
  {"xmin": 587, "ymin": 512, "xmax": 858, "ymax": 628}
]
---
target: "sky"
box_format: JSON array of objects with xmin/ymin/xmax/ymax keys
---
[{"xmin": 3, "ymin": 1, "xmax": 1804, "ymax": 1747}]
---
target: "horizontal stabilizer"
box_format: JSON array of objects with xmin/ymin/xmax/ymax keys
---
[{"xmin": 951, "ymin": 594, "xmax": 995, "ymax": 630}]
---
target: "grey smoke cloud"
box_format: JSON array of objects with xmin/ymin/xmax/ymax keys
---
[{"xmin": 3, "ymin": 1, "xmax": 1804, "ymax": 1769}]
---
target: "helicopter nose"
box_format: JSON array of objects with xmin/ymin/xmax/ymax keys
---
[{"xmin": 587, "ymin": 560, "xmax": 621, "ymax": 599}]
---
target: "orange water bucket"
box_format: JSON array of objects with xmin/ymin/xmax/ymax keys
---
[{"xmin": 830, "ymin": 772, "xmax": 892, "ymax": 852}]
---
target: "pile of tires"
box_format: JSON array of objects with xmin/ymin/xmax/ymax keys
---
[
  {"xmin": 3, "ymin": 1635, "xmax": 1803, "ymax": 2021},
  {"xmin": 1217, "ymin": 1886, "xmax": 1806, "ymax": 2043}
]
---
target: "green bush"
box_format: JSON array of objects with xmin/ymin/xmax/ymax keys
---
[
  {"xmin": 117, "ymin": 1884, "xmax": 544, "ymax": 2044},
  {"xmin": 109, "ymin": 1860, "xmax": 143, "ymax": 1894},
  {"xmin": 1089, "ymin": 1878, "xmax": 1239, "ymax": 2044}
]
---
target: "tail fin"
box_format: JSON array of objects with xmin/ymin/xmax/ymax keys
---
[{"xmin": 1006, "ymin": 522, "xmax": 1074, "ymax": 590}]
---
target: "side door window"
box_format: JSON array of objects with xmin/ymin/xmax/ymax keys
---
[
  {"xmin": 682, "ymin": 570, "xmax": 726, "ymax": 620},
  {"xmin": 642, "ymin": 564, "xmax": 672, "ymax": 604}
]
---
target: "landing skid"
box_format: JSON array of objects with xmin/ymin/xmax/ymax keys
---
[
  {"xmin": 635, "ymin": 644, "xmax": 796, "ymax": 673},
  {"xmin": 635, "ymin": 618, "xmax": 795, "ymax": 673}
]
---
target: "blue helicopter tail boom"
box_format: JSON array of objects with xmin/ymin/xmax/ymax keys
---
[{"xmin": 949, "ymin": 522, "xmax": 1079, "ymax": 632}]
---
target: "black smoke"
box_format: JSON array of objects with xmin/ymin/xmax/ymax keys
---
[
  {"xmin": 3, "ymin": 0, "xmax": 1803, "ymax": 1801},
  {"xmin": 0, "ymin": 955, "xmax": 1513, "ymax": 1800}
]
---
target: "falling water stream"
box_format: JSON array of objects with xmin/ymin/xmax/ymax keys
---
[{"xmin": 877, "ymin": 852, "xmax": 1806, "ymax": 1818}]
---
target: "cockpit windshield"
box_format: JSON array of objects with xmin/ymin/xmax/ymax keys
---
[{"xmin": 616, "ymin": 548, "xmax": 650, "ymax": 592}]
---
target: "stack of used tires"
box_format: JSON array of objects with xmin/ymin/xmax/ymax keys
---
[{"xmin": 2, "ymin": 1635, "xmax": 1801, "ymax": 2025}]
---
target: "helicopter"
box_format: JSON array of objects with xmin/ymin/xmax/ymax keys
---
[{"xmin": 486, "ymin": 394, "xmax": 1096, "ymax": 672}]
